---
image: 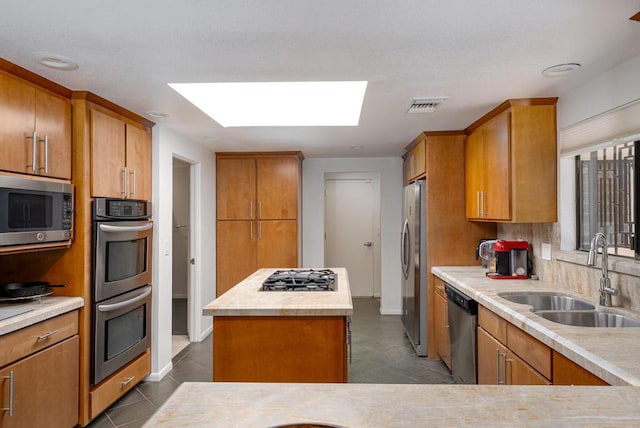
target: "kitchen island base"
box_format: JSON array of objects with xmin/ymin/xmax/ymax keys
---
[{"xmin": 213, "ymin": 315, "xmax": 348, "ymax": 382}]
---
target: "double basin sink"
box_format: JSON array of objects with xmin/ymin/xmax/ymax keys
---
[{"xmin": 498, "ymin": 292, "xmax": 640, "ymax": 328}]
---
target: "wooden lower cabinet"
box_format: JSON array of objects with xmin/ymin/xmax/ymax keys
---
[
  {"xmin": 89, "ymin": 349, "xmax": 151, "ymax": 419},
  {"xmin": 0, "ymin": 335, "xmax": 79, "ymax": 428},
  {"xmin": 434, "ymin": 282, "xmax": 451, "ymax": 369},
  {"xmin": 552, "ymin": 351, "xmax": 608, "ymax": 385},
  {"xmin": 213, "ymin": 316, "xmax": 348, "ymax": 383}
]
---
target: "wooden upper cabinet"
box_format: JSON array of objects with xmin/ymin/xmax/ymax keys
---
[
  {"xmin": 0, "ymin": 71, "xmax": 71, "ymax": 179},
  {"xmin": 216, "ymin": 157, "xmax": 257, "ymax": 220},
  {"xmin": 403, "ymin": 137, "xmax": 426, "ymax": 184},
  {"xmin": 257, "ymin": 157, "xmax": 299, "ymax": 219},
  {"xmin": 464, "ymin": 98, "xmax": 557, "ymax": 223},
  {"xmin": 90, "ymin": 108, "xmax": 152, "ymax": 199},
  {"xmin": 125, "ymin": 125, "xmax": 152, "ymax": 201}
]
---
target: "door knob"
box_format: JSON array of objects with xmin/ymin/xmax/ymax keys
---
[
  {"xmin": 190, "ymin": 258, "xmax": 195, "ymax": 265},
  {"xmin": 363, "ymin": 242, "xmax": 373, "ymax": 247}
]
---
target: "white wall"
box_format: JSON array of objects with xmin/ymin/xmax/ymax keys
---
[
  {"xmin": 150, "ymin": 125, "xmax": 216, "ymax": 380},
  {"xmin": 302, "ymin": 157, "xmax": 403, "ymax": 314},
  {"xmin": 557, "ymin": 53, "xmax": 640, "ymax": 251}
]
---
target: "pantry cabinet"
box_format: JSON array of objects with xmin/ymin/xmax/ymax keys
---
[
  {"xmin": 90, "ymin": 108, "xmax": 152, "ymax": 200},
  {"xmin": 0, "ymin": 311, "xmax": 79, "ymax": 428},
  {"xmin": 465, "ymin": 98, "xmax": 557, "ymax": 223},
  {"xmin": 434, "ymin": 280, "xmax": 451, "ymax": 369},
  {"xmin": 216, "ymin": 152, "xmax": 302, "ymax": 296},
  {"xmin": 0, "ymin": 70, "xmax": 71, "ymax": 179}
]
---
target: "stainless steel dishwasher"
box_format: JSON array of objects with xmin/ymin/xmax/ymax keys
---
[{"xmin": 445, "ymin": 283, "xmax": 478, "ymax": 384}]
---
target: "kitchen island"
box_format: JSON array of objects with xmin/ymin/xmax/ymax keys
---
[
  {"xmin": 202, "ymin": 268, "xmax": 353, "ymax": 382},
  {"xmin": 144, "ymin": 382, "xmax": 640, "ymax": 427}
]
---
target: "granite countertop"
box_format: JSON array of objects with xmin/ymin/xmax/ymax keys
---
[
  {"xmin": 203, "ymin": 268, "xmax": 353, "ymax": 316},
  {"xmin": 432, "ymin": 266, "xmax": 640, "ymax": 386},
  {"xmin": 0, "ymin": 296, "xmax": 84, "ymax": 336},
  {"xmin": 144, "ymin": 382, "xmax": 640, "ymax": 427}
]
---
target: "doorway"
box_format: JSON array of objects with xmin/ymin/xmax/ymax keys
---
[
  {"xmin": 324, "ymin": 173, "xmax": 381, "ymax": 297},
  {"xmin": 172, "ymin": 158, "xmax": 191, "ymax": 357}
]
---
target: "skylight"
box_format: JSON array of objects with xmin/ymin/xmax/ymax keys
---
[{"xmin": 168, "ymin": 81, "xmax": 368, "ymax": 127}]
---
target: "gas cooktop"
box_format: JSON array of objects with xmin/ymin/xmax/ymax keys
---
[{"xmin": 261, "ymin": 269, "xmax": 337, "ymax": 291}]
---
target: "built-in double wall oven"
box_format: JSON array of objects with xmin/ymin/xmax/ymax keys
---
[{"xmin": 92, "ymin": 198, "xmax": 153, "ymax": 385}]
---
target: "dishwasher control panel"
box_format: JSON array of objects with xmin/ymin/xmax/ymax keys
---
[{"xmin": 445, "ymin": 283, "xmax": 478, "ymax": 314}]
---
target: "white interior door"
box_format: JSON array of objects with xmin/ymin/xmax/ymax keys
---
[{"xmin": 325, "ymin": 177, "xmax": 379, "ymax": 297}]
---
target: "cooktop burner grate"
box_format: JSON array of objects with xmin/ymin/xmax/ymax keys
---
[{"xmin": 261, "ymin": 269, "xmax": 337, "ymax": 291}]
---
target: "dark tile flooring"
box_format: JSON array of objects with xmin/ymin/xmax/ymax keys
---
[{"xmin": 87, "ymin": 297, "xmax": 453, "ymax": 427}]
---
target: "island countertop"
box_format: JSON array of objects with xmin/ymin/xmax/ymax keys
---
[
  {"xmin": 144, "ymin": 382, "xmax": 640, "ymax": 427},
  {"xmin": 432, "ymin": 266, "xmax": 640, "ymax": 386},
  {"xmin": 203, "ymin": 268, "xmax": 353, "ymax": 316}
]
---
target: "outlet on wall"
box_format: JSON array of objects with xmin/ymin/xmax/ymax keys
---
[{"xmin": 541, "ymin": 243, "xmax": 552, "ymax": 261}]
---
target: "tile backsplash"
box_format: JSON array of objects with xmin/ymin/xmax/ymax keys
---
[{"xmin": 498, "ymin": 223, "xmax": 640, "ymax": 312}]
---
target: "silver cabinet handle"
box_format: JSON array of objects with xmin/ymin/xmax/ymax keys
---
[
  {"xmin": 249, "ymin": 201, "xmax": 253, "ymax": 219},
  {"xmin": 121, "ymin": 168, "xmax": 127, "ymax": 196},
  {"xmin": 130, "ymin": 168, "xmax": 136, "ymax": 198},
  {"xmin": 26, "ymin": 132, "xmax": 38, "ymax": 172},
  {"xmin": 121, "ymin": 376, "xmax": 135, "ymax": 388},
  {"xmin": 249, "ymin": 222, "xmax": 253, "ymax": 240},
  {"xmin": 482, "ymin": 192, "xmax": 487, "ymax": 218},
  {"xmin": 258, "ymin": 222, "xmax": 262, "ymax": 240},
  {"xmin": 443, "ymin": 302, "xmax": 449, "ymax": 329},
  {"xmin": 36, "ymin": 329, "xmax": 59, "ymax": 342},
  {"xmin": 477, "ymin": 192, "xmax": 481, "ymax": 218},
  {"xmin": 258, "ymin": 201, "xmax": 262, "ymax": 219},
  {"xmin": 346, "ymin": 316, "xmax": 352, "ymax": 364},
  {"xmin": 38, "ymin": 135, "xmax": 48, "ymax": 174},
  {"xmin": 2, "ymin": 371, "xmax": 14, "ymax": 416},
  {"xmin": 495, "ymin": 349, "xmax": 502, "ymax": 385}
]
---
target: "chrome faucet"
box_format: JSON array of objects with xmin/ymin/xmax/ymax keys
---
[{"xmin": 586, "ymin": 232, "xmax": 618, "ymax": 307}]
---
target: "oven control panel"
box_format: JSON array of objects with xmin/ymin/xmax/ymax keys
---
[{"xmin": 94, "ymin": 198, "xmax": 152, "ymax": 220}]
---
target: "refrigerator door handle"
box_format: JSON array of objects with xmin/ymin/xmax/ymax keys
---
[{"xmin": 401, "ymin": 219, "xmax": 410, "ymax": 279}]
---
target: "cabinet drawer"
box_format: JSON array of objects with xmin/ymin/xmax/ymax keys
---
[
  {"xmin": 0, "ymin": 310, "xmax": 78, "ymax": 368},
  {"xmin": 90, "ymin": 349, "xmax": 150, "ymax": 419},
  {"xmin": 478, "ymin": 305, "xmax": 506, "ymax": 343},
  {"xmin": 507, "ymin": 323, "xmax": 551, "ymax": 379}
]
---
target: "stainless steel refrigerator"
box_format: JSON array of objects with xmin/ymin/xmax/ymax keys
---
[{"xmin": 401, "ymin": 179, "xmax": 427, "ymax": 356}]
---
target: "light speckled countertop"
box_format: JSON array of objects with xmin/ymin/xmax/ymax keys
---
[
  {"xmin": 0, "ymin": 296, "xmax": 84, "ymax": 336},
  {"xmin": 432, "ymin": 266, "xmax": 640, "ymax": 386},
  {"xmin": 203, "ymin": 268, "xmax": 353, "ymax": 316},
  {"xmin": 144, "ymin": 382, "xmax": 640, "ymax": 427}
]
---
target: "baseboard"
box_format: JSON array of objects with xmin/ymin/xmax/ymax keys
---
[
  {"xmin": 146, "ymin": 361, "xmax": 173, "ymax": 381},
  {"xmin": 172, "ymin": 294, "xmax": 188, "ymax": 299},
  {"xmin": 380, "ymin": 308, "xmax": 402, "ymax": 315},
  {"xmin": 194, "ymin": 325, "xmax": 213, "ymax": 342}
]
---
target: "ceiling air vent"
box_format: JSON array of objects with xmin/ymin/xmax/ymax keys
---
[{"xmin": 407, "ymin": 97, "xmax": 448, "ymax": 113}]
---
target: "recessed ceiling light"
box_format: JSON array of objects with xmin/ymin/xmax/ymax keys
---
[
  {"xmin": 542, "ymin": 63, "xmax": 581, "ymax": 77},
  {"xmin": 145, "ymin": 111, "xmax": 169, "ymax": 119},
  {"xmin": 168, "ymin": 81, "xmax": 368, "ymax": 127},
  {"xmin": 32, "ymin": 52, "xmax": 78, "ymax": 70}
]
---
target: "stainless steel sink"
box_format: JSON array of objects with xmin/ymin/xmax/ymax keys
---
[
  {"xmin": 535, "ymin": 310, "xmax": 640, "ymax": 328},
  {"xmin": 498, "ymin": 292, "xmax": 595, "ymax": 311}
]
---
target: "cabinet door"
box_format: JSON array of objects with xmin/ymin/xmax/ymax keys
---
[
  {"xmin": 506, "ymin": 349, "xmax": 551, "ymax": 385},
  {"xmin": 465, "ymin": 130, "xmax": 484, "ymax": 219},
  {"xmin": 125, "ymin": 125, "xmax": 152, "ymax": 201},
  {"xmin": 552, "ymin": 351, "xmax": 607, "ymax": 385},
  {"xmin": 412, "ymin": 139, "xmax": 426, "ymax": 178},
  {"xmin": 0, "ymin": 72, "xmax": 36, "ymax": 175},
  {"xmin": 477, "ymin": 326, "xmax": 506, "ymax": 385},
  {"xmin": 256, "ymin": 158, "xmax": 298, "ymax": 220},
  {"xmin": 91, "ymin": 109, "xmax": 126, "ymax": 198},
  {"xmin": 34, "ymin": 89, "xmax": 71, "ymax": 179},
  {"xmin": 217, "ymin": 158, "xmax": 256, "ymax": 220},
  {"xmin": 482, "ymin": 111, "xmax": 510, "ymax": 220},
  {"xmin": 257, "ymin": 220, "xmax": 298, "ymax": 268},
  {"xmin": 216, "ymin": 220, "xmax": 256, "ymax": 297},
  {"xmin": 434, "ymin": 289, "xmax": 451, "ymax": 369},
  {"xmin": 0, "ymin": 336, "xmax": 79, "ymax": 428}
]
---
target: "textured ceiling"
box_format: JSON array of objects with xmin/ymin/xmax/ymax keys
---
[{"xmin": 2, "ymin": 0, "xmax": 640, "ymax": 157}]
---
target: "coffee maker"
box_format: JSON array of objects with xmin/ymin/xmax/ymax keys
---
[{"xmin": 491, "ymin": 240, "xmax": 530, "ymax": 279}]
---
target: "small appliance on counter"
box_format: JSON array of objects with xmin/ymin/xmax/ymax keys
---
[
  {"xmin": 488, "ymin": 240, "xmax": 530, "ymax": 279},
  {"xmin": 476, "ymin": 239, "xmax": 497, "ymax": 273}
]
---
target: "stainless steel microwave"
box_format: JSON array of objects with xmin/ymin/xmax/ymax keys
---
[{"xmin": 0, "ymin": 175, "xmax": 73, "ymax": 246}]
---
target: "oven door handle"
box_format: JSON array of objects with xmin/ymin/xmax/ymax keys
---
[
  {"xmin": 99, "ymin": 223, "xmax": 153, "ymax": 233},
  {"xmin": 97, "ymin": 287, "xmax": 152, "ymax": 312}
]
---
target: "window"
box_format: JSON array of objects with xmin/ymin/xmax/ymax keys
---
[{"xmin": 575, "ymin": 139, "xmax": 638, "ymax": 258}]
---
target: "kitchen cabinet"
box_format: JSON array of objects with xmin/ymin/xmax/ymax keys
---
[
  {"xmin": 403, "ymin": 137, "xmax": 426, "ymax": 184},
  {"xmin": 552, "ymin": 351, "xmax": 608, "ymax": 386},
  {"xmin": 465, "ymin": 98, "xmax": 557, "ymax": 223},
  {"xmin": 0, "ymin": 70, "xmax": 71, "ymax": 179},
  {"xmin": 216, "ymin": 152, "xmax": 302, "ymax": 297},
  {"xmin": 91, "ymin": 108, "xmax": 152, "ymax": 200},
  {"xmin": 477, "ymin": 305, "xmax": 551, "ymax": 385},
  {"xmin": 0, "ymin": 311, "xmax": 79, "ymax": 428},
  {"xmin": 434, "ymin": 280, "xmax": 451, "ymax": 369}
]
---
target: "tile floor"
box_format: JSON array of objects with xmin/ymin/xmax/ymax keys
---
[{"xmin": 87, "ymin": 297, "xmax": 453, "ymax": 427}]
